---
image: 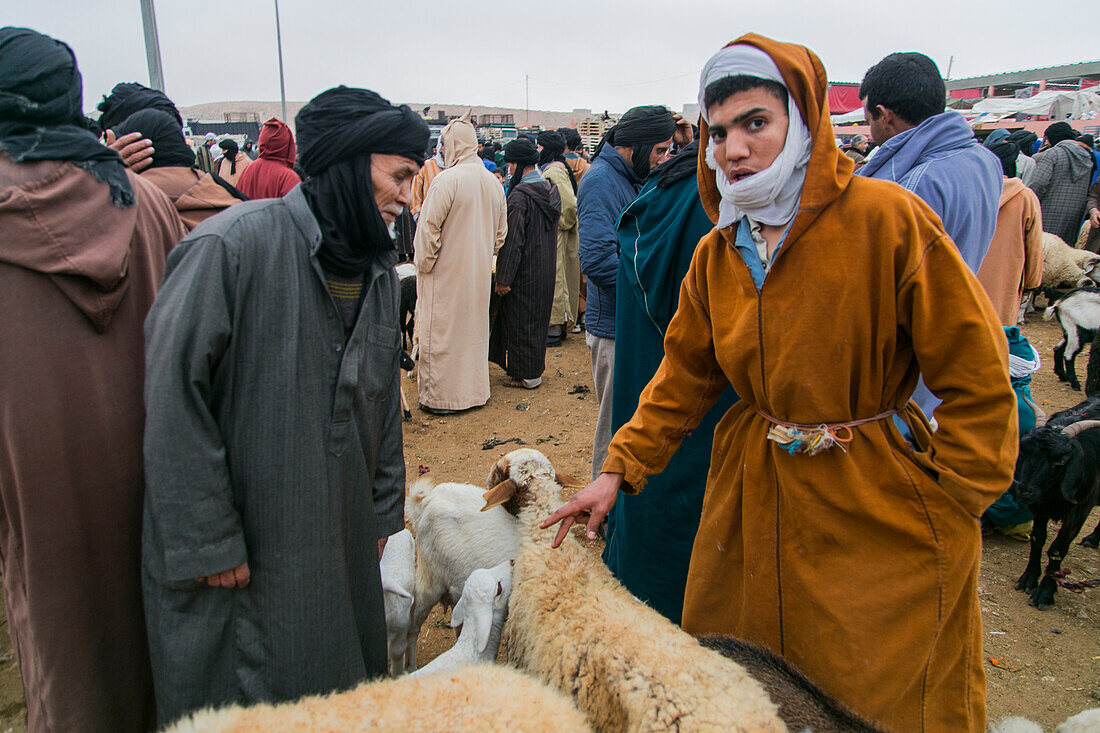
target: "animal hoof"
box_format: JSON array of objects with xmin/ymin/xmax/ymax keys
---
[
  {"xmin": 1080, "ymin": 537, "xmax": 1099, "ymax": 549},
  {"xmin": 1029, "ymin": 588, "xmax": 1055, "ymax": 609}
]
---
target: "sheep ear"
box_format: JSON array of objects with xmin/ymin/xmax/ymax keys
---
[
  {"xmin": 381, "ymin": 576, "xmax": 413, "ymax": 600},
  {"xmin": 554, "ymin": 471, "xmax": 586, "ymax": 489},
  {"xmin": 486, "ymin": 457, "xmax": 511, "ymax": 489},
  {"xmin": 451, "ymin": 595, "xmax": 466, "ymax": 628},
  {"xmin": 496, "ymin": 580, "xmax": 503, "ymax": 597},
  {"xmin": 471, "ymin": 606, "xmax": 493, "ymax": 653},
  {"xmin": 482, "ymin": 478, "xmax": 518, "ymax": 511}
]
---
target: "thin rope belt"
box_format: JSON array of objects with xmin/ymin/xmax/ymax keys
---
[{"xmin": 756, "ymin": 408, "xmax": 900, "ymax": 456}]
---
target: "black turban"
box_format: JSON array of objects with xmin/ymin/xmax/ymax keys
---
[
  {"xmin": 1045, "ymin": 121, "xmax": 1077, "ymax": 146},
  {"xmin": 0, "ymin": 27, "xmax": 132, "ymax": 207},
  {"xmin": 1007, "ymin": 129, "xmax": 1039, "ymax": 157},
  {"xmin": 218, "ymin": 138, "xmax": 240, "ymax": 175},
  {"xmin": 504, "ymin": 138, "xmax": 539, "ymax": 191},
  {"xmin": 536, "ymin": 130, "xmax": 577, "ymax": 192},
  {"xmin": 295, "ymin": 86, "xmax": 430, "ymax": 176},
  {"xmin": 296, "ymin": 87, "xmax": 430, "ymax": 277},
  {"xmin": 112, "ymin": 108, "xmax": 196, "ymax": 169},
  {"xmin": 557, "ymin": 127, "xmax": 582, "ymax": 150},
  {"xmin": 97, "ymin": 81, "xmax": 181, "ymax": 133},
  {"xmin": 987, "ymin": 140, "xmax": 1019, "ymax": 178},
  {"xmin": 596, "ymin": 105, "xmax": 676, "ymax": 181},
  {"xmin": 504, "ymin": 138, "xmax": 539, "ymax": 165}
]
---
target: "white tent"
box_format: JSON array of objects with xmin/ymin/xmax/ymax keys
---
[
  {"xmin": 830, "ymin": 108, "xmax": 866, "ymax": 125},
  {"xmin": 970, "ymin": 90, "xmax": 1100, "ymax": 121}
]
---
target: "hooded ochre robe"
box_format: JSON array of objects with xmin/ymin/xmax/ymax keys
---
[{"xmin": 602, "ymin": 35, "xmax": 1017, "ymax": 732}]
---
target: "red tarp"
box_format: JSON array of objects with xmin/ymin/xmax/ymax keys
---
[
  {"xmin": 826, "ymin": 84, "xmax": 862, "ymax": 114},
  {"xmin": 950, "ymin": 88, "xmax": 981, "ymax": 99}
]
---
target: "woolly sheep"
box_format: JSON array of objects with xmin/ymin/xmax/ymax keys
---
[
  {"xmin": 1057, "ymin": 708, "xmax": 1100, "ymax": 732},
  {"xmin": 482, "ymin": 448, "xmax": 785, "ymax": 732},
  {"xmin": 162, "ymin": 663, "xmax": 592, "ymax": 732},
  {"xmin": 379, "ymin": 528, "xmax": 415, "ymax": 676},
  {"xmin": 988, "ymin": 718, "xmax": 1042, "ymax": 733},
  {"xmin": 405, "ymin": 477, "xmax": 519, "ymax": 671},
  {"xmin": 1042, "ymin": 232, "xmax": 1100, "ymax": 290},
  {"xmin": 410, "ymin": 560, "xmax": 513, "ymax": 678}
]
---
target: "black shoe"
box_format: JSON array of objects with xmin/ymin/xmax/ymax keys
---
[{"xmin": 547, "ymin": 336, "xmax": 562, "ymax": 347}]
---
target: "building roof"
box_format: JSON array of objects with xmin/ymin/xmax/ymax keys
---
[{"xmin": 946, "ymin": 60, "xmax": 1100, "ymax": 90}]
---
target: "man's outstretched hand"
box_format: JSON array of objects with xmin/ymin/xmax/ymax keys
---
[
  {"xmin": 540, "ymin": 472, "xmax": 624, "ymax": 548},
  {"xmin": 104, "ymin": 129, "xmax": 155, "ymax": 172}
]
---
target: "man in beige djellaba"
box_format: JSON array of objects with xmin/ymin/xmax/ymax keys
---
[{"xmin": 414, "ymin": 115, "xmax": 507, "ymax": 414}]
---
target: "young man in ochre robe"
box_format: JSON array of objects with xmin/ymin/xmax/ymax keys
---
[{"xmin": 547, "ymin": 35, "xmax": 1017, "ymax": 733}]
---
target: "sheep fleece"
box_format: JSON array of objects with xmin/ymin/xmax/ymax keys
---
[{"xmin": 162, "ymin": 664, "xmax": 591, "ymax": 732}]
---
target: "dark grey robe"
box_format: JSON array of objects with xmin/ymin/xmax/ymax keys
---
[
  {"xmin": 489, "ymin": 178, "xmax": 561, "ymax": 380},
  {"xmin": 141, "ymin": 186, "xmax": 405, "ymax": 725}
]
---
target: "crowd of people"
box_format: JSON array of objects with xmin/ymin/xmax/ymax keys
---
[{"xmin": 1, "ymin": 22, "xmax": 1098, "ymax": 733}]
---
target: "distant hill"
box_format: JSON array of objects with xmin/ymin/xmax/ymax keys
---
[{"xmin": 178, "ymin": 101, "xmax": 596, "ymax": 133}]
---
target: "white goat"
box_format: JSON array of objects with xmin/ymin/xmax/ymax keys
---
[
  {"xmin": 483, "ymin": 448, "xmax": 785, "ymax": 732},
  {"xmin": 1044, "ymin": 287, "xmax": 1100, "ymax": 391},
  {"xmin": 379, "ymin": 528, "xmax": 416, "ymax": 676},
  {"xmin": 410, "ymin": 560, "xmax": 513, "ymax": 678},
  {"xmin": 1057, "ymin": 708, "xmax": 1100, "ymax": 733},
  {"xmin": 163, "ymin": 663, "xmax": 592, "ymax": 732},
  {"xmin": 405, "ymin": 477, "xmax": 519, "ymax": 672}
]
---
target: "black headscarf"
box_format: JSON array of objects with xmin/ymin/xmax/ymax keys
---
[
  {"xmin": 218, "ymin": 139, "xmax": 239, "ymax": 175},
  {"xmin": 504, "ymin": 138, "xmax": 539, "ymax": 192},
  {"xmin": 97, "ymin": 81, "xmax": 182, "ymax": 133},
  {"xmin": 987, "ymin": 140, "xmax": 1019, "ymax": 178},
  {"xmin": 1045, "ymin": 121, "xmax": 1077, "ymax": 146},
  {"xmin": 112, "ymin": 108, "xmax": 195, "ymax": 168},
  {"xmin": 295, "ymin": 87, "xmax": 430, "ymax": 277},
  {"xmin": 1007, "ymin": 129, "xmax": 1039, "ymax": 157},
  {"xmin": 0, "ymin": 27, "xmax": 133, "ymax": 207},
  {"xmin": 557, "ymin": 127, "xmax": 583, "ymax": 151},
  {"xmin": 594, "ymin": 105, "xmax": 676, "ymax": 181},
  {"xmin": 537, "ymin": 130, "xmax": 577, "ymax": 192}
]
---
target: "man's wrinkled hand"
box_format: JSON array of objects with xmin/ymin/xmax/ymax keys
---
[
  {"xmin": 104, "ymin": 129, "xmax": 155, "ymax": 172},
  {"xmin": 540, "ymin": 473, "xmax": 624, "ymax": 548},
  {"xmin": 494, "ymin": 283, "xmax": 511, "ymax": 297},
  {"xmin": 197, "ymin": 561, "xmax": 250, "ymax": 589},
  {"xmin": 1090, "ymin": 208, "xmax": 1100, "ymax": 229}
]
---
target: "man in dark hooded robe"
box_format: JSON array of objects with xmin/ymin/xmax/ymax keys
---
[
  {"xmin": 0, "ymin": 27, "xmax": 186, "ymax": 733},
  {"xmin": 577, "ymin": 105, "xmax": 691, "ymax": 478},
  {"xmin": 489, "ymin": 139, "xmax": 561, "ymax": 388},
  {"xmin": 142, "ymin": 86, "xmax": 428, "ymax": 725}
]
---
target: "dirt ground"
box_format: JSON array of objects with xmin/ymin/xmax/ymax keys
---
[{"xmin": 0, "ymin": 315, "xmax": 1096, "ymax": 731}]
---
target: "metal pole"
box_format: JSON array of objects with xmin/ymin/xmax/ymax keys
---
[
  {"xmin": 946, "ymin": 55, "xmax": 954, "ymax": 81},
  {"xmin": 274, "ymin": 0, "xmax": 288, "ymax": 122},
  {"xmin": 525, "ymin": 74, "xmax": 529, "ymax": 127},
  {"xmin": 139, "ymin": 0, "xmax": 165, "ymax": 91}
]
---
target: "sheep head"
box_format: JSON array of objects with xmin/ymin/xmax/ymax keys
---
[{"xmin": 481, "ymin": 449, "xmax": 584, "ymax": 516}]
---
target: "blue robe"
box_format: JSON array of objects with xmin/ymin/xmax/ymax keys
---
[{"xmin": 603, "ymin": 168, "xmax": 737, "ymax": 624}]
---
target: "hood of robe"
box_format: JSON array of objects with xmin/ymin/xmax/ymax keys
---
[
  {"xmin": 0, "ymin": 156, "xmax": 138, "ymax": 331},
  {"xmin": 999, "ymin": 175, "xmax": 1028, "ymax": 208},
  {"xmin": 441, "ymin": 117, "xmax": 478, "ymax": 168},
  {"xmin": 1049, "ymin": 140, "xmax": 1096, "ymax": 184},
  {"xmin": 516, "ymin": 178, "xmax": 561, "ymax": 229},
  {"xmin": 696, "ymin": 33, "xmax": 853, "ymax": 249}
]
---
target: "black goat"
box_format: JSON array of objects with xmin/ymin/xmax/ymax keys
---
[
  {"xmin": 1010, "ymin": 397, "xmax": 1100, "ymax": 609},
  {"xmin": 1045, "ymin": 287, "xmax": 1100, "ymax": 391},
  {"xmin": 698, "ymin": 636, "xmax": 885, "ymax": 732},
  {"xmin": 396, "ymin": 263, "xmax": 417, "ymax": 352}
]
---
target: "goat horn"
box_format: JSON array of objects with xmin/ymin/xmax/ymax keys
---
[
  {"xmin": 482, "ymin": 478, "xmax": 518, "ymax": 511},
  {"xmin": 1061, "ymin": 419, "xmax": 1100, "ymax": 438}
]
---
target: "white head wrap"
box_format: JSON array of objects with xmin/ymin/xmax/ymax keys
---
[{"xmin": 698, "ymin": 45, "xmax": 813, "ymax": 228}]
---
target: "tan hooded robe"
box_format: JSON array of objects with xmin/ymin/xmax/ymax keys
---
[
  {"xmin": 543, "ymin": 160, "xmax": 580, "ymax": 326},
  {"xmin": 414, "ymin": 118, "xmax": 507, "ymax": 411},
  {"xmin": 977, "ymin": 177, "xmax": 1044, "ymax": 326},
  {"xmin": 603, "ymin": 35, "xmax": 1017, "ymax": 732}
]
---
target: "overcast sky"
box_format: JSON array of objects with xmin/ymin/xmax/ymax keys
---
[{"xmin": 9, "ymin": 1, "xmax": 1098, "ymax": 116}]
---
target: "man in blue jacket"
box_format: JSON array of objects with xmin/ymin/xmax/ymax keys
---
[
  {"xmin": 857, "ymin": 52, "xmax": 1002, "ymax": 424},
  {"xmin": 577, "ymin": 105, "xmax": 687, "ymax": 479},
  {"xmin": 857, "ymin": 52, "xmax": 1002, "ymax": 274}
]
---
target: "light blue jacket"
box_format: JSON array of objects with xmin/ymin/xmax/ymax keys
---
[{"xmin": 858, "ymin": 111, "xmax": 1002, "ymax": 273}]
